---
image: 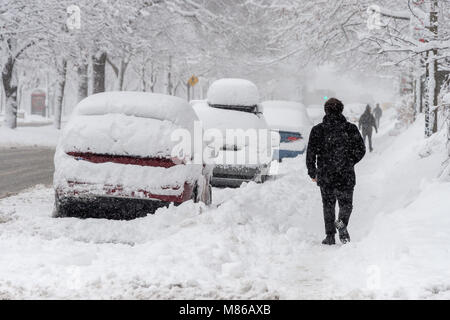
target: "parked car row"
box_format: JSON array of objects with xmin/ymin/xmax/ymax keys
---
[{"xmin": 54, "ymin": 79, "xmax": 314, "ymax": 219}]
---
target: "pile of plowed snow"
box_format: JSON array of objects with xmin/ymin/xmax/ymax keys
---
[{"xmin": 0, "ymin": 110, "xmax": 449, "ymax": 299}]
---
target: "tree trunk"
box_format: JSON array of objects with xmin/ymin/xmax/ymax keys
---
[
  {"xmin": 149, "ymin": 62, "xmax": 157, "ymax": 93},
  {"xmin": 424, "ymin": 0, "xmax": 439, "ymax": 137},
  {"xmin": 431, "ymin": 51, "xmax": 439, "ymax": 134},
  {"xmin": 2, "ymin": 56, "xmax": 18, "ymax": 129},
  {"xmin": 77, "ymin": 62, "xmax": 89, "ymax": 102},
  {"xmin": 430, "ymin": 0, "xmax": 439, "ymax": 134},
  {"xmin": 140, "ymin": 63, "xmax": 147, "ymax": 92},
  {"xmin": 54, "ymin": 59, "xmax": 67, "ymax": 130},
  {"xmin": 92, "ymin": 52, "xmax": 107, "ymax": 94},
  {"xmin": 165, "ymin": 56, "xmax": 173, "ymax": 95},
  {"xmin": 118, "ymin": 59, "xmax": 129, "ymax": 91}
]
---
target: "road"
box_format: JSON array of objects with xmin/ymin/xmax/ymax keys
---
[{"xmin": 0, "ymin": 147, "xmax": 55, "ymax": 198}]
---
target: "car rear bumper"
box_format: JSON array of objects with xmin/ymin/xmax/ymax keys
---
[
  {"xmin": 275, "ymin": 149, "xmax": 305, "ymax": 161},
  {"xmin": 56, "ymin": 181, "xmax": 194, "ymax": 203},
  {"xmin": 211, "ymin": 176, "xmax": 249, "ymax": 188},
  {"xmin": 211, "ymin": 165, "xmax": 267, "ymax": 188},
  {"xmin": 54, "ymin": 194, "xmax": 171, "ymax": 220}
]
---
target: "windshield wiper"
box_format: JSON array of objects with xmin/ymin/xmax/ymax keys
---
[{"xmin": 209, "ymin": 104, "xmax": 258, "ymax": 114}]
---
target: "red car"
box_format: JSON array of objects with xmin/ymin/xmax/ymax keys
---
[{"xmin": 53, "ymin": 92, "xmax": 212, "ymax": 220}]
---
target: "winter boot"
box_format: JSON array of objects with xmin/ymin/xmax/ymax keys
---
[
  {"xmin": 335, "ymin": 220, "xmax": 351, "ymax": 244},
  {"xmin": 322, "ymin": 234, "xmax": 335, "ymax": 245}
]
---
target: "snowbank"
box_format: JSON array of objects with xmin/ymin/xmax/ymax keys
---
[
  {"xmin": 0, "ymin": 125, "xmax": 60, "ymax": 148},
  {"xmin": 1, "ymin": 111, "xmax": 449, "ymax": 299},
  {"xmin": 325, "ymin": 115, "xmax": 450, "ymax": 299},
  {"xmin": 207, "ymin": 79, "xmax": 260, "ymax": 107},
  {"xmin": 0, "ymin": 113, "xmax": 52, "ymax": 125}
]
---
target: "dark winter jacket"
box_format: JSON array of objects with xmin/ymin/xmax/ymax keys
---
[
  {"xmin": 374, "ymin": 106, "xmax": 383, "ymax": 119},
  {"xmin": 359, "ymin": 106, "xmax": 377, "ymax": 134},
  {"xmin": 306, "ymin": 113, "xmax": 366, "ymax": 189}
]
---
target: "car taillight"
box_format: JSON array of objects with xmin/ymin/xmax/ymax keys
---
[{"xmin": 287, "ymin": 136, "xmax": 301, "ymax": 142}]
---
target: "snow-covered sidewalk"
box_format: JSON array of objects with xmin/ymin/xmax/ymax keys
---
[
  {"xmin": 0, "ymin": 125, "xmax": 60, "ymax": 148},
  {"xmin": 0, "ymin": 111, "xmax": 449, "ymax": 299}
]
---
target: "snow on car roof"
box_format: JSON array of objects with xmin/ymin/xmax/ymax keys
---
[
  {"xmin": 74, "ymin": 92, "xmax": 198, "ymax": 129},
  {"xmin": 192, "ymin": 101, "xmax": 268, "ymax": 131},
  {"xmin": 261, "ymin": 100, "xmax": 313, "ymax": 132},
  {"xmin": 207, "ymin": 78, "xmax": 260, "ymax": 107}
]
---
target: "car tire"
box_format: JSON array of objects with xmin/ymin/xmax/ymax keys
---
[
  {"xmin": 192, "ymin": 184, "xmax": 199, "ymax": 203},
  {"xmin": 52, "ymin": 193, "xmax": 62, "ymax": 218},
  {"xmin": 205, "ymin": 184, "xmax": 212, "ymax": 205}
]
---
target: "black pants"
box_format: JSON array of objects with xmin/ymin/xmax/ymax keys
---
[
  {"xmin": 362, "ymin": 130, "xmax": 373, "ymax": 151},
  {"xmin": 320, "ymin": 187, "xmax": 354, "ymax": 235}
]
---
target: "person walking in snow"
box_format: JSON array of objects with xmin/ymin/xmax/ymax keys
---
[
  {"xmin": 359, "ymin": 104, "xmax": 378, "ymax": 152},
  {"xmin": 306, "ymin": 98, "xmax": 366, "ymax": 245},
  {"xmin": 373, "ymin": 103, "xmax": 383, "ymax": 128}
]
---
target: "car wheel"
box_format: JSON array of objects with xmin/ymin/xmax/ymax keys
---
[
  {"xmin": 192, "ymin": 184, "xmax": 199, "ymax": 203},
  {"xmin": 205, "ymin": 184, "xmax": 212, "ymax": 205},
  {"xmin": 52, "ymin": 192, "xmax": 64, "ymax": 218}
]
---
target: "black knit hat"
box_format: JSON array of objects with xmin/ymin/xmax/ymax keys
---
[{"xmin": 324, "ymin": 98, "xmax": 344, "ymax": 115}]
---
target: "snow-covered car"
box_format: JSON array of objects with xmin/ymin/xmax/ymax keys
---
[
  {"xmin": 53, "ymin": 92, "xmax": 212, "ymax": 220},
  {"xmin": 189, "ymin": 99, "xmax": 206, "ymax": 108},
  {"xmin": 192, "ymin": 79, "xmax": 272, "ymax": 188},
  {"xmin": 262, "ymin": 100, "xmax": 313, "ymax": 161},
  {"xmin": 307, "ymin": 104, "xmax": 325, "ymax": 125}
]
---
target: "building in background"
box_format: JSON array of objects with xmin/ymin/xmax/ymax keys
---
[{"xmin": 31, "ymin": 89, "xmax": 46, "ymax": 117}]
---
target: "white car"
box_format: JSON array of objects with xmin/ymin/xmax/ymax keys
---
[
  {"xmin": 54, "ymin": 92, "xmax": 212, "ymax": 220},
  {"xmin": 307, "ymin": 104, "xmax": 326, "ymax": 125},
  {"xmin": 192, "ymin": 78, "xmax": 272, "ymax": 188},
  {"xmin": 262, "ymin": 100, "xmax": 313, "ymax": 161}
]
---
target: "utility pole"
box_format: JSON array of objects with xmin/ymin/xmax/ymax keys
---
[{"xmin": 187, "ymin": 83, "xmax": 191, "ymax": 101}]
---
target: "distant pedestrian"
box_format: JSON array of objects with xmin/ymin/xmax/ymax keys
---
[
  {"xmin": 373, "ymin": 104, "xmax": 383, "ymax": 128},
  {"xmin": 306, "ymin": 98, "xmax": 366, "ymax": 245},
  {"xmin": 359, "ymin": 105, "xmax": 378, "ymax": 152}
]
